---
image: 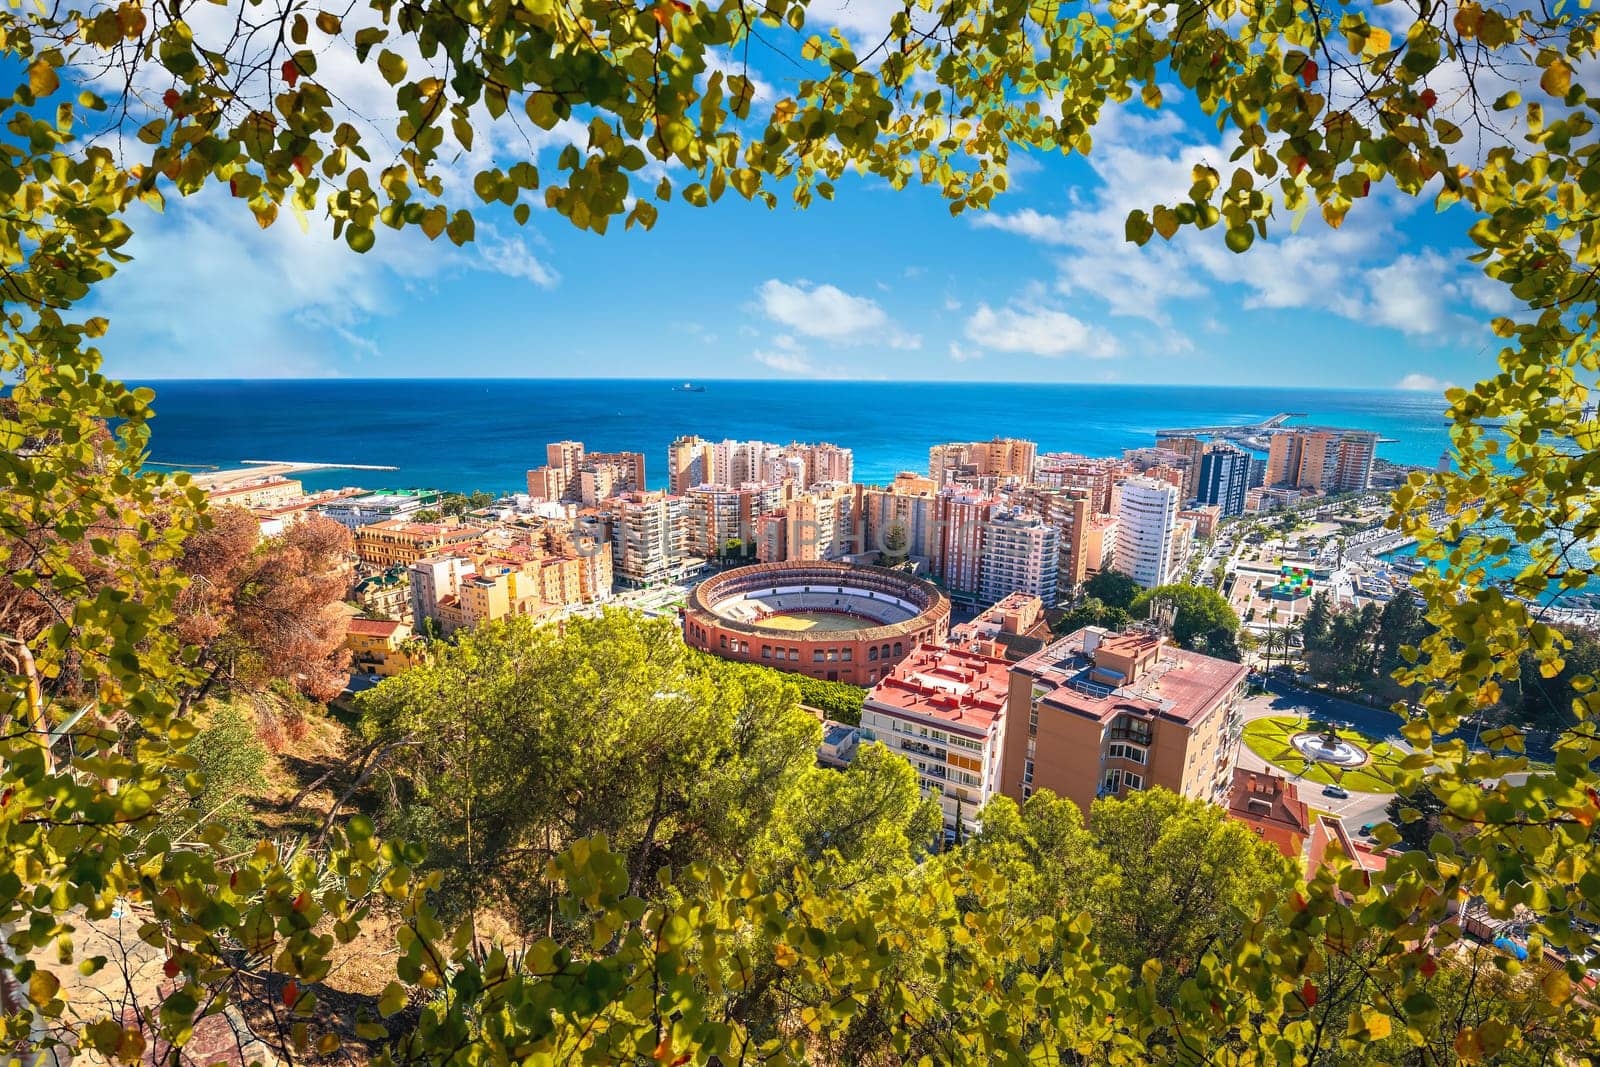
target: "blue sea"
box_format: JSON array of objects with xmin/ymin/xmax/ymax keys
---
[{"xmin": 133, "ymin": 379, "xmax": 1458, "ymax": 495}]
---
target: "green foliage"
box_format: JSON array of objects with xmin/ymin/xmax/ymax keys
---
[
  {"xmin": 154, "ymin": 702, "xmax": 268, "ymax": 849},
  {"xmin": 1130, "ymin": 582, "xmax": 1241, "ymax": 658},
  {"xmin": 1083, "ymin": 569, "xmax": 1141, "ymax": 611},
  {"xmin": 784, "ymin": 670, "xmax": 867, "ymax": 724},
  {"xmin": 1300, "ymin": 591, "xmax": 1431, "ymax": 701},
  {"xmin": 1052, "ymin": 595, "xmax": 1131, "ymax": 636},
  {"xmin": 357, "ymin": 610, "xmax": 929, "ymax": 936},
  {"xmin": 5, "ymin": 0, "xmax": 1600, "ymax": 1060}
]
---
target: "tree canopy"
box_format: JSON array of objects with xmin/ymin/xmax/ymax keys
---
[
  {"xmin": 357, "ymin": 610, "xmax": 936, "ymax": 935},
  {"xmin": 1082, "ymin": 569, "xmax": 1141, "ymax": 611},
  {"xmin": 1130, "ymin": 582, "xmax": 1241, "ymax": 657},
  {"xmin": 5, "ymin": 0, "xmax": 1600, "ymax": 1063}
]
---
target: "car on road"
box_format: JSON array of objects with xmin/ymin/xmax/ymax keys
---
[
  {"xmin": 1358, "ymin": 823, "xmax": 1377, "ymax": 837},
  {"xmin": 1323, "ymin": 784, "xmax": 1351, "ymax": 799}
]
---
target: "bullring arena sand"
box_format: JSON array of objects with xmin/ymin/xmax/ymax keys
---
[{"xmin": 755, "ymin": 611, "xmax": 879, "ymax": 633}]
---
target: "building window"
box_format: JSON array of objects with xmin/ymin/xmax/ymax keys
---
[
  {"xmin": 841, "ymin": 649, "xmax": 852, "ymax": 661},
  {"xmin": 1028, "ymin": 705, "xmax": 1039, "ymax": 737},
  {"xmin": 813, "ymin": 650, "xmax": 825, "ymax": 663},
  {"xmin": 761, "ymin": 646, "xmax": 771, "ymax": 659},
  {"xmin": 868, "ymin": 646, "xmax": 878, "ymax": 661},
  {"xmin": 826, "ymin": 650, "xmax": 838, "ymax": 662},
  {"xmin": 893, "ymin": 642, "xmax": 903, "ymax": 656},
  {"xmin": 1125, "ymin": 772, "xmax": 1144, "ymax": 791},
  {"xmin": 788, "ymin": 649, "xmax": 798, "ymax": 661},
  {"xmin": 719, "ymin": 635, "xmax": 727, "ymax": 649},
  {"xmin": 1108, "ymin": 742, "xmax": 1148, "ymax": 765}
]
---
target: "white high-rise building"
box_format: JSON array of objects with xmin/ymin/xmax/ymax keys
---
[
  {"xmin": 978, "ymin": 508, "xmax": 1060, "ymax": 608},
  {"xmin": 1113, "ymin": 477, "xmax": 1179, "ymax": 589}
]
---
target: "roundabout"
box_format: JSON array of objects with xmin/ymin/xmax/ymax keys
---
[{"xmin": 1242, "ymin": 714, "xmax": 1408, "ymax": 793}]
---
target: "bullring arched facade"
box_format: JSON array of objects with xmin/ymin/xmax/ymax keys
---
[{"xmin": 683, "ymin": 561, "xmax": 952, "ymax": 685}]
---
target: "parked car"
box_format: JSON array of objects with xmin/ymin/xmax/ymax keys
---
[
  {"xmin": 1358, "ymin": 823, "xmax": 1376, "ymax": 837},
  {"xmin": 1323, "ymin": 784, "xmax": 1351, "ymax": 799}
]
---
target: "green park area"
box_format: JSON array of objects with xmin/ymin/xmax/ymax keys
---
[{"xmin": 1242, "ymin": 715, "xmax": 1408, "ymax": 794}]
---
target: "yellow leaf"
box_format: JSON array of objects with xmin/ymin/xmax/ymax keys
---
[
  {"xmin": 1540, "ymin": 968, "xmax": 1571, "ymax": 1005},
  {"xmin": 1541, "ymin": 59, "xmax": 1572, "ymax": 98},
  {"xmin": 28, "ymin": 60, "xmax": 59, "ymax": 98},
  {"xmin": 1153, "ymin": 206, "xmax": 1179, "ymax": 240}
]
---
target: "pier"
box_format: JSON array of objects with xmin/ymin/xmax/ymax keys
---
[
  {"xmin": 1154, "ymin": 413, "xmax": 1398, "ymax": 451},
  {"xmin": 191, "ymin": 460, "xmax": 399, "ymax": 490}
]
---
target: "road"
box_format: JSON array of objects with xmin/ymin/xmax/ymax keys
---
[{"xmin": 1236, "ymin": 679, "xmax": 1405, "ymax": 833}]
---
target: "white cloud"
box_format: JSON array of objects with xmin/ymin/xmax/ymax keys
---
[
  {"xmin": 93, "ymin": 190, "xmax": 561, "ymax": 378},
  {"xmin": 965, "ymin": 301, "xmax": 1119, "ymax": 359},
  {"xmin": 755, "ymin": 279, "xmax": 919, "ymax": 348},
  {"xmin": 972, "ymin": 208, "xmax": 1073, "ymax": 246},
  {"xmin": 948, "ymin": 341, "xmax": 981, "ymax": 363},
  {"xmin": 1396, "ymin": 373, "xmax": 1457, "ymax": 392},
  {"xmin": 478, "ymin": 227, "xmax": 559, "ymax": 288},
  {"xmin": 973, "ymin": 110, "xmax": 1503, "ymax": 343}
]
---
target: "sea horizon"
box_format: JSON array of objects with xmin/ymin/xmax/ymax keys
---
[
  {"xmin": 128, "ymin": 375, "xmax": 1454, "ymax": 391},
  {"xmin": 133, "ymin": 378, "xmax": 1457, "ymax": 496}
]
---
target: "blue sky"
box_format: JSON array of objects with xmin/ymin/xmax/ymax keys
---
[{"xmin": 83, "ymin": 3, "xmax": 1509, "ymax": 391}]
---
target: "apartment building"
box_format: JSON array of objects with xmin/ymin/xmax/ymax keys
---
[
  {"xmin": 1000, "ymin": 626, "xmax": 1249, "ymax": 817},
  {"xmin": 928, "ymin": 437, "xmax": 1038, "ymax": 488},
  {"xmin": 806, "ymin": 442, "xmax": 854, "ymax": 485},
  {"xmin": 604, "ymin": 491, "xmax": 695, "ymax": 587},
  {"xmin": 937, "ymin": 489, "xmax": 996, "ymax": 601},
  {"xmin": 1266, "ymin": 429, "xmax": 1378, "ymax": 493},
  {"xmin": 667, "ymin": 435, "xmax": 713, "ymax": 494},
  {"xmin": 779, "ymin": 484, "xmax": 858, "ymax": 561},
  {"xmin": 1011, "ymin": 485, "xmax": 1094, "ymax": 601},
  {"xmin": 354, "ymin": 520, "xmax": 484, "ymax": 569},
  {"xmin": 344, "ymin": 618, "xmax": 413, "ymax": 677},
  {"xmin": 1035, "ymin": 454, "xmax": 1123, "ymax": 512},
  {"xmin": 978, "ymin": 508, "xmax": 1060, "ymax": 608},
  {"xmin": 860, "ymin": 644, "xmax": 1012, "ymax": 831},
  {"xmin": 1197, "ymin": 445, "xmax": 1251, "ymax": 516},
  {"xmin": 526, "ymin": 441, "xmax": 645, "ymax": 505},
  {"xmin": 683, "ymin": 482, "xmax": 786, "ymax": 558},
  {"xmin": 1113, "ymin": 477, "xmax": 1179, "ymax": 589},
  {"xmin": 206, "ymin": 477, "xmax": 304, "ymax": 509},
  {"xmin": 1082, "ymin": 514, "xmax": 1118, "ymax": 577},
  {"xmin": 1154, "ymin": 436, "xmax": 1205, "ymax": 499},
  {"xmin": 949, "ymin": 592, "xmax": 1052, "ymax": 663},
  {"xmin": 409, "ymin": 554, "xmax": 477, "ymax": 628},
  {"xmin": 861, "ymin": 474, "xmax": 942, "ymax": 564},
  {"xmin": 1178, "ymin": 505, "xmax": 1222, "ymax": 541}
]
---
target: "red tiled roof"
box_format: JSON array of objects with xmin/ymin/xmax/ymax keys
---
[
  {"xmin": 1020, "ymin": 628, "xmax": 1248, "ymax": 727},
  {"xmin": 1227, "ymin": 768, "xmax": 1310, "ymax": 835},
  {"xmin": 347, "ymin": 618, "xmax": 402, "ymax": 638},
  {"xmin": 864, "ymin": 644, "xmax": 1010, "ymax": 735}
]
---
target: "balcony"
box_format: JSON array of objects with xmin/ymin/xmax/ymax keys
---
[
  {"xmin": 899, "ymin": 739, "xmax": 942, "ymax": 759},
  {"xmin": 1107, "ymin": 727, "xmax": 1152, "ymax": 745}
]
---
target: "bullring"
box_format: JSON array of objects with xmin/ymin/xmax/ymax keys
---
[{"xmin": 683, "ymin": 561, "xmax": 951, "ymax": 685}]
